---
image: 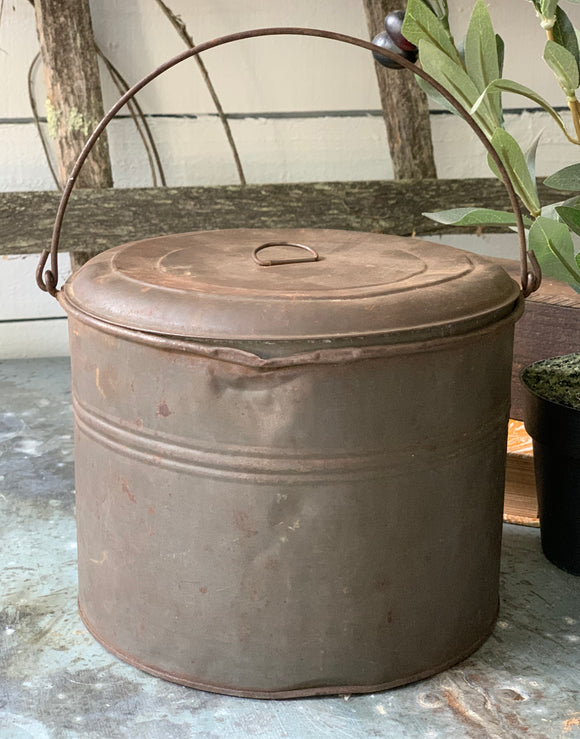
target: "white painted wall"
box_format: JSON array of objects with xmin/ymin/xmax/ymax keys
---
[{"xmin": 1, "ymin": 0, "xmax": 579, "ymax": 357}]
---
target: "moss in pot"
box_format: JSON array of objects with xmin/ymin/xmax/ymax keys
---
[{"xmin": 522, "ymin": 353, "xmax": 580, "ymax": 411}]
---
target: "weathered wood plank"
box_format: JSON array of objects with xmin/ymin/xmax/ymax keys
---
[
  {"xmin": 362, "ymin": 0, "xmax": 437, "ymax": 179},
  {"xmin": 2, "ymin": 177, "xmax": 572, "ymax": 257}
]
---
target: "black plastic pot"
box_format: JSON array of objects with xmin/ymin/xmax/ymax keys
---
[{"xmin": 522, "ymin": 360, "xmax": 580, "ymax": 576}]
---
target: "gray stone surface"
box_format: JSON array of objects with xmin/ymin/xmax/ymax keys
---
[{"xmin": 1, "ymin": 357, "xmax": 579, "ymax": 738}]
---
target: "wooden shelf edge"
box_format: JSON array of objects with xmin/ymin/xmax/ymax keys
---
[{"xmin": 503, "ymin": 420, "xmax": 538, "ymax": 527}]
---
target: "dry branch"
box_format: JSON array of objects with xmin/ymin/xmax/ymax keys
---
[{"xmin": 153, "ymin": 0, "xmax": 247, "ymax": 185}]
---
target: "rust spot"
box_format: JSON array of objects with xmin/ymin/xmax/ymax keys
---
[
  {"xmin": 157, "ymin": 401, "xmax": 172, "ymax": 417},
  {"xmin": 199, "ymin": 587, "xmax": 208, "ymax": 594},
  {"xmin": 139, "ymin": 621, "xmax": 145, "ymax": 633},
  {"xmin": 233, "ymin": 510, "xmax": 258, "ymax": 538},
  {"xmin": 375, "ymin": 578, "xmax": 389, "ymax": 592},
  {"xmin": 95, "ymin": 366, "xmax": 118, "ymax": 398},
  {"xmin": 89, "ymin": 551, "xmax": 108, "ymax": 565},
  {"xmin": 95, "ymin": 367, "xmax": 106, "ymax": 398},
  {"xmin": 564, "ymin": 716, "xmax": 580, "ymax": 733},
  {"xmin": 387, "ymin": 610, "xmax": 393, "ymax": 624},
  {"xmin": 442, "ymin": 689, "xmax": 485, "ymax": 730},
  {"xmin": 497, "ymin": 689, "xmax": 525, "ymax": 702},
  {"xmin": 121, "ymin": 477, "xmax": 136, "ymax": 504},
  {"xmin": 147, "ymin": 506, "xmax": 155, "ymax": 516},
  {"xmin": 265, "ymin": 557, "xmax": 278, "ymax": 570},
  {"xmin": 504, "ymin": 714, "xmax": 529, "ymax": 732}
]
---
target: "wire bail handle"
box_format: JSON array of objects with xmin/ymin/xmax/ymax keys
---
[{"xmin": 36, "ymin": 27, "xmax": 541, "ymax": 299}]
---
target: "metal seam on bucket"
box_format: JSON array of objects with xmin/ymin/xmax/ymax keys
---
[{"xmin": 73, "ymin": 394, "xmax": 509, "ymax": 483}]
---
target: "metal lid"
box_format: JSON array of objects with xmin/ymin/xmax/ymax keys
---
[{"xmin": 61, "ymin": 228, "xmax": 520, "ymax": 346}]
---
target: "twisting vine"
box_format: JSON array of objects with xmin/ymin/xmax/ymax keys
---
[
  {"xmin": 96, "ymin": 47, "xmax": 166, "ymax": 187},
  {"xmin": 27, "ymin": 51, "xmax": 60, "ymax": 188},
  {"xmin": 27, "ymin": 0, "xmax": 245, "ymax": 187},
  {"xmin": 26, "ymin": 0, "xmax": 165, "ymax": 188},
  {"xmin": 153, "ymin": 0, "xmax": 247, "ymax": 185}
]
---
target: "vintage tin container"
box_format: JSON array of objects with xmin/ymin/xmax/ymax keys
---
[{"xmin": 58, "ymin": 226, "xmax": 523, "ymax": 698}]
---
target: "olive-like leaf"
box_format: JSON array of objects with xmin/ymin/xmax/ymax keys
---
[
  {"xmin": 540, "ymin": 0, "xmax": 559, "ymax": 20},
  {"xmin": 556, "ymin": 204, "xmax": 580, "ymax": 235},
  {"xmin": 544, "ymin": 163, "xmax": 580, "ymax": 190},
  {"xmin": 417, "ymin": 0, "xmax": 437, "ymax": 13},
  {"xmin": 456, "ymin": 36, "xmax": 466, "ymax": 67},
  {"xmin": 414, "ymin": 75, "xmax": 460, "ymax": 116},
  {"xmin": 491, "ymin": 128, "xmax": 541, "ymax": 216},
  {"xmin": 465, "ymin": 0, "xmax": 501, "ymax": 123},
  {"xmin": 529, "ymin": 216, "xmax": 580, "ymax": 288},
  {"xmin": 544, "ymin": 39, "xmax": 579, "ymax": 94},
  {"xmin": 541, "ymin": 195, "xmax": 580, "ymax": 220},
  {"xmin": 423, "ymin": 207, "xmax": 532, "ymax": 227},
  {"xmin": 496, "ymin": 33, "xmax": 505, "ymax": 78},
  {"xmin": 402, "ymin": 0, "xmax": 461, "ymax": 63},
  {"xmin": 495, "ymin": 34, "xmax": 505, "ymax": 126},
  {"xmin": 471, "ymin": 78, "xmax": 574, "ymax": 142},
  {"xmin": 553, "ymin": 6, "xmax": 580, "ymax": 77},
  {"xmin": 418, "ymin": 39, "xmax": 497, "ymax": 134},
  {"xmin": 525, "ymin": 134, "xmax": 542, "ymax": 183}
]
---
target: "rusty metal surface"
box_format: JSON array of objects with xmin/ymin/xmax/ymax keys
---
[
  {"xmin": 63, "ymin": 298, "xmax": 518, "ymax": 697},
  {"xmin": 61, "ymin": 228, "xmax": 521, "ymax": 348},
  {"xmin": 2, "ymin": 357, "xmax": 580, "ymax": 736}
]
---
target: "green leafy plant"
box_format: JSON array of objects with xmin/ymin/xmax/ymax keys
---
[{"xmin": 401, "ymin": 0, "xmax": 580, "ymax": 291}]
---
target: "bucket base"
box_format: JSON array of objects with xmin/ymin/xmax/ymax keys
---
[{"xmin": 79, "ymin": 600, "xmax": 499, "ymax": 700}]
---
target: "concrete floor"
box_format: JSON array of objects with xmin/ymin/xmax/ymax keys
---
[{"xmin": 1, "ymin": 356, "xmax": 579, "ymax": 739}]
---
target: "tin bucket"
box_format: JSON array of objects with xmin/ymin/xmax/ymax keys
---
[{"xmin": 37, "ymin": 28, "xmax": 537, "ymax": 699}]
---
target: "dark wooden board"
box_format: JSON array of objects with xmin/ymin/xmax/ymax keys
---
[
  {"xmin": 495, "ymin": 258, "xmax": 580, "ymax": 419},
  {"xmin": 511, "ymin": 299, "xmax": 580, "ymax": 419},
  {"xmin": 2, "ymin": 178, "xmax": 572, "ymax": 256}
]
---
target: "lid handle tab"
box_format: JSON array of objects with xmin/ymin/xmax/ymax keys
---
[{"xmin": 252, "ymin": 242, "xmax": 319, "ymax": 267}]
